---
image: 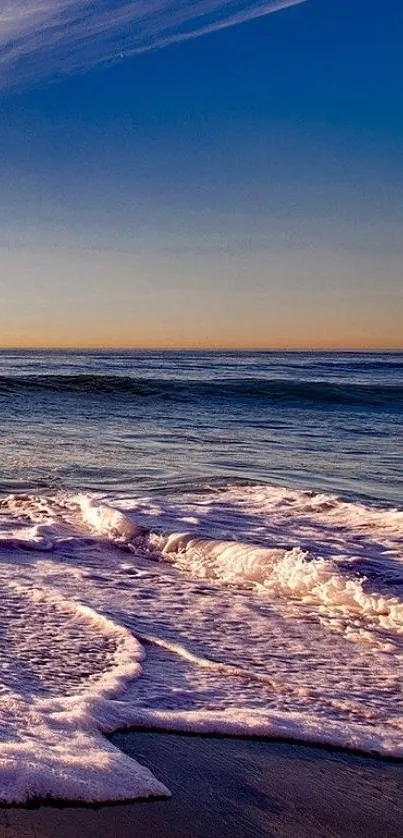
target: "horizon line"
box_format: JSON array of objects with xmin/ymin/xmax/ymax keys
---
[{"xmin": 0, "ymin": 345, "xmax": 402, "ymax": 353}]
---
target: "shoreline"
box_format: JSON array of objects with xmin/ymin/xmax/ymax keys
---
[{"xmin": 1, "ymin": 732, "xmax": 402, "ymax": 837}]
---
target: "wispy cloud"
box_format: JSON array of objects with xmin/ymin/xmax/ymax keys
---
[{"xmin": 0, "ymin": 0, "xmax": 306, "ymax": 90}]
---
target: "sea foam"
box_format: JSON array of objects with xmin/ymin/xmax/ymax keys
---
[{"xmin": 0, "ymin": 483, "xmax": 402, "ymax": 803}]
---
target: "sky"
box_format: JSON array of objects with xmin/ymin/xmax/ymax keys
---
[{"xmin": 0, "ymin": 0, "xmax": 402, "ymax": 349}]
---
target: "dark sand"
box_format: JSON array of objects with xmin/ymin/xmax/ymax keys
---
[{"xmin": 1, "ymin": 732, "xmax": 403, "ymax": 838}]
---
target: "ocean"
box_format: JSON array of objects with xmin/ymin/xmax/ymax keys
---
[{"xmin": 0, "ymin": 349, "xmax": 402, "ymax": 803}]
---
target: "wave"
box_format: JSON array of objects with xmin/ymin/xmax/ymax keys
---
[
  {"xmin": 1, "ymin": 374, "xmax": 402, "ymax": 407},
  {"xmin": 76, "ymin": 494, "xmax": 403, "ymax": 643},
  {"xmin": 1, "ymin": 482, "xmax": 403, "ymax": 804}
]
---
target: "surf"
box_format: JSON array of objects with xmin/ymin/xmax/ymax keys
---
[{"xmin": 0, "ymin": 481, "xmax": 402, "ymax": 803}]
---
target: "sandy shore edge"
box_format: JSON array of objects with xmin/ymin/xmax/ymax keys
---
[{"xmin": 0, "ymin": 732, "xmax": 402, "ymax": 837}]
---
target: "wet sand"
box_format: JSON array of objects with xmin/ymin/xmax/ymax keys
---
[{"xmin": 1, "ymin": 732, "xmax": 402, "ymax": 838}]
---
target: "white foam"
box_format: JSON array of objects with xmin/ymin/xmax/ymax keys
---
[
  {"xmin": 73, "ymin": 489, "xmax": 403, "ymax": 634},
  {"xmin": 0, "ymin": 576, "xmax": 169, "ymax": 803},
  {"xmin": 0, "ymin": 483, "xmax": 402, "ymax": 803},
  {"xmin": 151, "ymin": 535, "xmax": 403, "ymax": 635},
  {"xmin": 79, "ymin": 494, "xmax": 144, "ymax": 542}
]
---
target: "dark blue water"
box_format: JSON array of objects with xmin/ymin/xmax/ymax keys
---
[{"xmin": 0, "ymin": 350, "xmax": 402, "ymax": 503}]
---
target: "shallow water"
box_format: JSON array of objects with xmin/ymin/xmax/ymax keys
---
[{"xmin": 0, "ymin": 350, "xmax": 402, "ymax": 803}]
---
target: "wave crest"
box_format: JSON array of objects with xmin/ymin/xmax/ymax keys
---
[{"xmin": 1, "ymin": 374, "xmax": 402, "ymax": 407}]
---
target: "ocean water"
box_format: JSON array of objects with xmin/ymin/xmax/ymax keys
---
[{"xmin": 0, "ymin": 349, "xmax": 402, "ymax": 803}]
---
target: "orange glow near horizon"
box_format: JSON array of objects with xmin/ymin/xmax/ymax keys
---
[
  {"xmin": 1, "ymin": 242, "xmax": 402, "ymax": 353},
  {"xmin": 1, "ymin": 336, "xmax": 402, "ymax": 351}
]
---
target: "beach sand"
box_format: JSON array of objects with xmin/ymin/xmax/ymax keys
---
[{"xmin": 0, "ymin": 732, "xmax": 402, "ymax": 838}]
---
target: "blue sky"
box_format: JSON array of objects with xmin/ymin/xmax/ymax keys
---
[{"xmin": 0, "ymin": 0, "xmax": 402, "ymax": 348}]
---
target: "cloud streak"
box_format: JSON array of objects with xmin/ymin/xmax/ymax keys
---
[{"xmin": 0, "ymin": 0, "xmax": 306, "ymax": 90}]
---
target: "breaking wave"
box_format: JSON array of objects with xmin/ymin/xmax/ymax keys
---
[{"xmin": 77, "ymin": 492, "xmax": 403, "ymax": 640}]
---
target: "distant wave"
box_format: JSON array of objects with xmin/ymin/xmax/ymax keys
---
[{"xmin": 0, "ymin": 374, "xmax": 402, "ymax": 407}]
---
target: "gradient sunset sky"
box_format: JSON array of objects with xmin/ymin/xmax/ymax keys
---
[{"xmin": 0, "ymin": 0, "xmax": 402, "ymax": 349}]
